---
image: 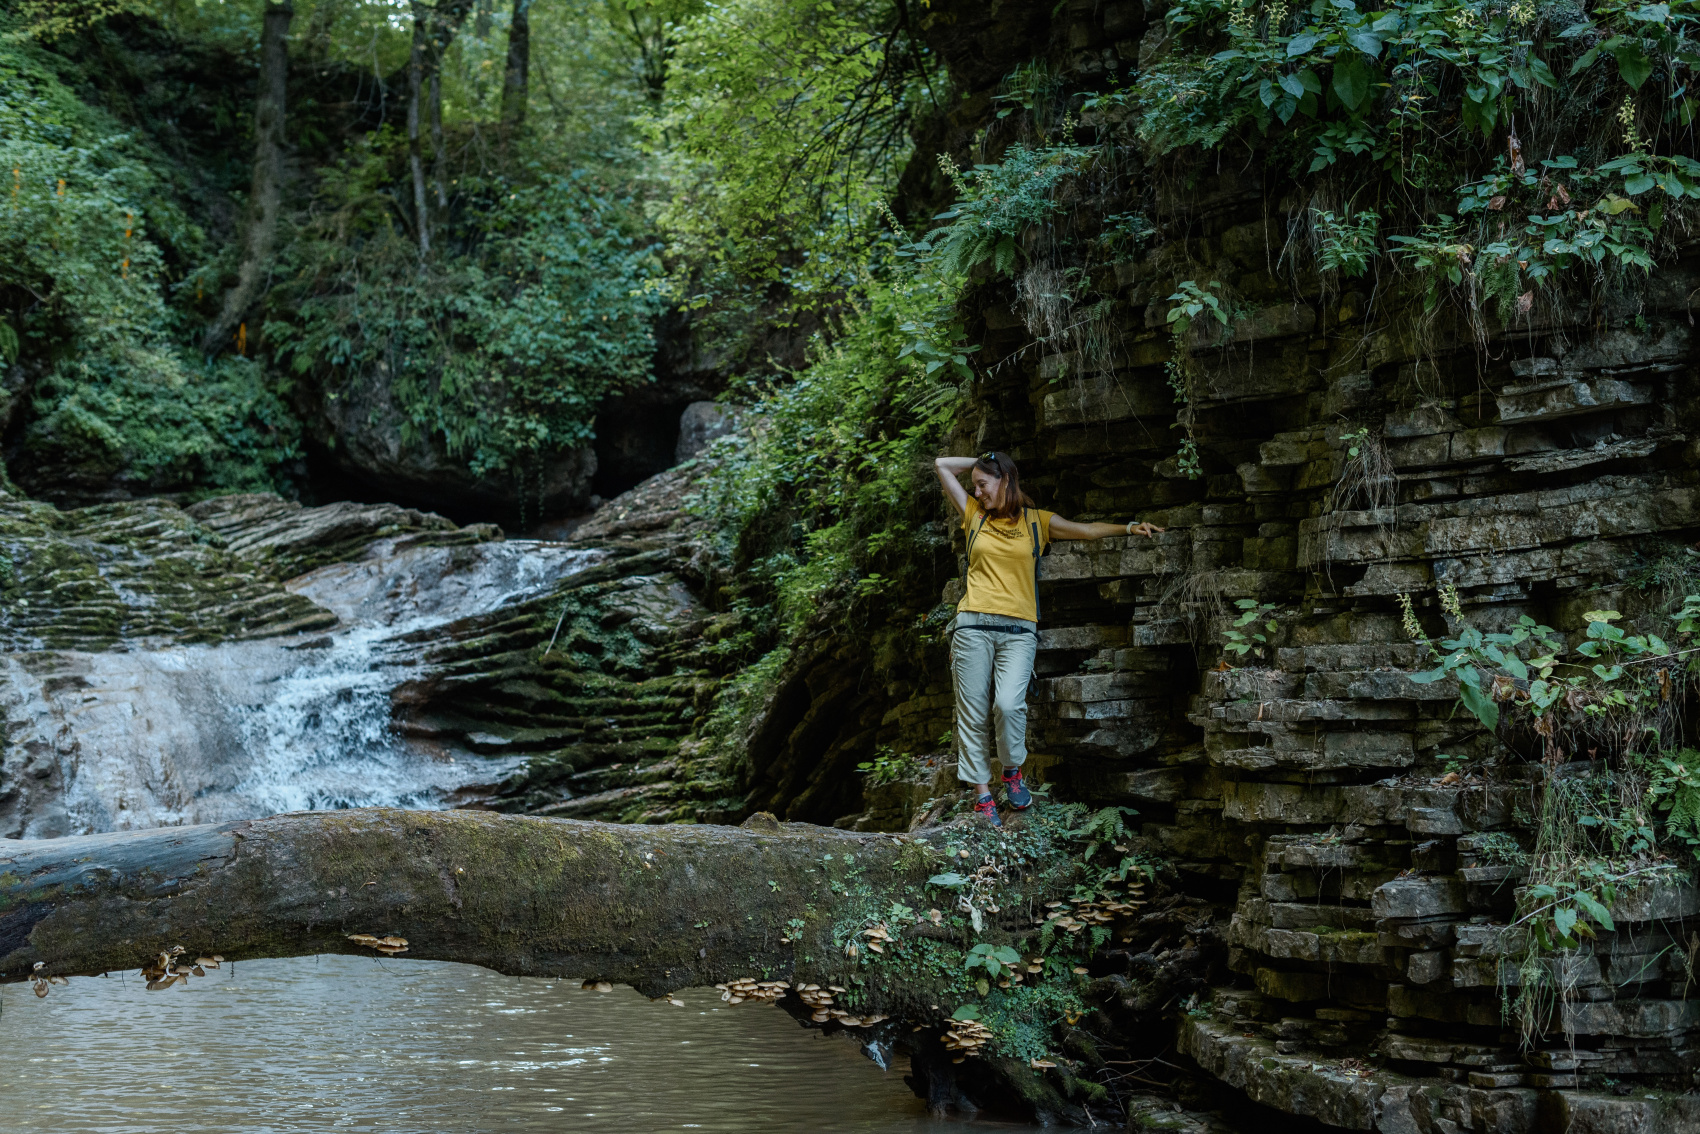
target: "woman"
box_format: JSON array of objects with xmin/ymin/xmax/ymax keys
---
[{"xmin": 933, "ymin": 451, "xmax": 1162, "ymax": 826}]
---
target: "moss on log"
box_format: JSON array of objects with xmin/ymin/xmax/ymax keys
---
[{"xmin": 0, "ymin": 807, "xmax": 1072, "ymax": 1003}]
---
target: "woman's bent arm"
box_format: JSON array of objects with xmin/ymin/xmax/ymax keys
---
[
  {"xmin": 1050, "ymin": 516, "xmax": 1163, "ymax": 541},
  {"xmin": 933, "ymin": 456, "xmax": 974, "ymax": 516}
]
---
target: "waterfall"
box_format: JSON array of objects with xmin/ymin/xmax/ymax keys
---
[{"xmin": 2, "ymin": 537, "xmax": 600, "ymax": 837}]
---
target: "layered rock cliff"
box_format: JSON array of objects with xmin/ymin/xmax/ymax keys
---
[{"xmin": 820, "ymin": 1, "xmax": 1700, "ymax": 1128}]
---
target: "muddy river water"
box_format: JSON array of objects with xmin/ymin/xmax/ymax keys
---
[{"xmin": 0, "ymin": 954, "xmax": 1033, "ymax": 1133}]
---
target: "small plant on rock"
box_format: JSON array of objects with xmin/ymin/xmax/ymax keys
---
[{"xmin": 1221, "ymin": 599, "xmax": 1279, "ymax": 664}]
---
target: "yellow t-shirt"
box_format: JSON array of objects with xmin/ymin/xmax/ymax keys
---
[{"xmin": 957, "ymin": 498, "xmax": 1055, "ymax": 622}]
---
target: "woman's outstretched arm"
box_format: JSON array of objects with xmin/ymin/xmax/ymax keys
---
[
  {"xmin": 1050, "ymin": 516, "xmax": 1163, "ymax": 541},
  {"xmin": 933, "ymin": 456, "xmax": 975, "ymax": 517}
]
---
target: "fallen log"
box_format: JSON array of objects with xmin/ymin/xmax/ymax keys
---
[
  {"xmin": 0, "ymin": 807, "xmax": 952, "ymax": 995},
  {"xmin": 0, "ymin": 804, "xmax": 1154, "ymax": 1125}
]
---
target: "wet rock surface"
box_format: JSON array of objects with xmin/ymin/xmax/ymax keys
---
[
  {"xmin": 783, "ymin": 1, "xmax": 1700, "ymax": 1127},
  {"xmin": 0, "ymin": 478, "xmax": 723, "ymax": 836}
]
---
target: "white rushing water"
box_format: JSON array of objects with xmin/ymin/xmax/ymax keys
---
[{"xmin": 0, "ymin": 537, "xmax": 600, "ymax": 837}]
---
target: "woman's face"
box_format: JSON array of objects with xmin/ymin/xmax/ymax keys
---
[{"xmin": 971, "ymin": 468, "xmax": 1003, "ymax": 510}]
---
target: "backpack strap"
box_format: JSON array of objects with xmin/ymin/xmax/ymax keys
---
[
  {"xmin": 960, "ymin": 507, "xmax": 990, "ymax": 593},
  {"xmin": 1028, "ymin": 507, "xmax": 1043, "ymax": 622}
]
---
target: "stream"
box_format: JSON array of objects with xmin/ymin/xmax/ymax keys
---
[
  {"xmin": 5, "ymin": 536, "xmax": 599, "ymax": 836},
  {"xmin": 0, "ymin": 956, "xmax": 1001, "ymax": 1133},
  {"xmin": 1, "ymin": 528, "xmax": 1047, "ymax": 1131}
]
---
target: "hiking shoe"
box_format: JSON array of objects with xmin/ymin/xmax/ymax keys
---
[
  {"xmin": 973, "ymin": 793, "xmax": 1002, "ymax": 827},
  {"xmin": 1002, "ymin": 768, "xmax": 1032, "ymax": 810}
]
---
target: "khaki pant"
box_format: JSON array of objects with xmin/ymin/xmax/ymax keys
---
[{"xmin": 949, "ymin": 613, "xmax": 1037, "ymax": 786}]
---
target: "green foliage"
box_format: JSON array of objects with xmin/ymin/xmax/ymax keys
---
[
  {"xmin": 0, "ymin": 31, "xmax": 295, "ymax": 493},
  {"xmin": 692, "ymin": 266, "xmax": 970, "ymax": 650},
  {"xmin": 976, "ymin": 982, "xmax": 1087, "ymax": 1063},
  {"xmin": 28, "ymin": 350, "xmax": 299, "ymax": 494},
  {"xmin": 1312, "ymin": 208, "xmax": 1379, "ymax": 276},
  {"xmin": 921, "ymin": 142, "xmax": 1098, "ymax": 278},
  {"xmin": 1164, "ymin": 279, "xmax": 1229, "ymax": 338},
  {"xmin": 965, "ymin": 942, "xmax": 1022, "ymax": 979},
  {"xmin": 1402, "ymin": 592, "xmax": 1700, "ymax": 1043},
  {"xmin": 1647, "ymin": 749, "xmax": 1700, "ymax": 852},
  {"xmin": 650, "ymin": 0, "xmax": 928, "ymax": 331},
  {"xmin": 1082, "ymin": 0, "xmax": 1700, "ymax": 314},
  {"xmin": 856, "ymin": 746, "xmax": 926, "ymax": 787},
  {"xmin": 272, "ymin": 166, "xmax": 662, "ymax": 478},
  {"xmin": 1221, "ymin": 599, "xmax": 1279, "ymax": 662},
  {"xmin": 1060, "ymin": 805, "xmax": 1140, "ymax": 864}
]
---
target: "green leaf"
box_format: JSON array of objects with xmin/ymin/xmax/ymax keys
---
[
  {"xmin": 928, "ymin": 872, "xmax": 969, "ymax": 888},
  {"xmin": 1528, "ymin": 57, "xmax": 1558, "ymax": 88},
  {"xmin": 1553, "ymin": 905, "xmax": 1578, "ymax": 940},
  {"xmin": 1572, "ymin": 890, "xmax": 1616, "ymax": 932},
  {"xmin": 1333, "ymin": 55, "xmax": 1371, "ymax": 111},
  {"xmin": 951, "ymin": 1004, "xmax": 982, "ymax": 1021},
  {"xmin": 1625, "ymin": 173, "xmax": 1657, "ymax": 195},
  {"xmin": 1568, "ymin": 46, "xmax": 1600, "ymax": 76},
  {"xmin": 1409, "ymin": 666, "xmax": 1450, "ymax": 684},
  {"xmin": 1346, "ymin": 30, "xmax": 1382, "ymax": 57},
  {"xmin": 1287, "ymin": 33, "xmax": 1323, "ymax": 56},
  {"xmin": 1458, "ymin": 682, "xmax": 1501, "ymax": 731},
  {"xmin": 1612, "ymin": 44, "xmax": 1653, "ymax": 89}
]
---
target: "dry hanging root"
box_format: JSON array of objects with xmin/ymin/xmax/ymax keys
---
[
  {"xmin": 29, "ymin": 961, "xmax": 67, "ymax": 998},
  {"xmin": 140, "ymin": 945, "xmax": 222, "ymax": 990}
]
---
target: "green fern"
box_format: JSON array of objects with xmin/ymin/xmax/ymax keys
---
[
  {"xmin": 1069, "ymin": 805, "xmax": 1139, "ymax": 862},
  {"xmin": 1648, "ymin": 751, "xmax": 1700, "ymax": 855}
]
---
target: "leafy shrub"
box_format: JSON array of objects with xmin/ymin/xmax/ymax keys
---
[
  {"xmin": 0, "ymin": 35, "xmax": 294, "ymax": 495},
  {"xmin": 272, "ymin": 164, "xmax": 662, "ymax": 479}
]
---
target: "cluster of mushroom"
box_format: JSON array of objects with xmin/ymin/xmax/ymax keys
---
[
  {"xmin": 716, "ymin": 977, "xmax": 790, "ymax": 1004},
  {"xmin": 1039, "ymin": 880, "xmax": 1146, "ymax": 940},
  {"xmin": 347, "ymin": 933, "xmax": 408, "ymax": 956},
  {"xmin": 797, "ymin": 983, "xmax": 885, "ymax": 1027},
  {"xmin": 29, "ymin": 961, "xmax": 66, "ymax": 998},
  {"xmin": 857, "ymin": 922, "xmax": 894, "ymax": 953},
  {"xmin": 998, "ymin": 954, "xmax": 1047, "ymax": 989},
  {"xmin": 942, "ymin": 1017, "xmax": 994, "ymax": 1062},
  {"xmin": 141, "ymin": 945, "xmax": 221, "ymax": 990}
]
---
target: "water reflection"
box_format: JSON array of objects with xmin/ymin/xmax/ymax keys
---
[{"xmin": 0, "ymin": 955, "xmax": 1022, "ymax": 1133}]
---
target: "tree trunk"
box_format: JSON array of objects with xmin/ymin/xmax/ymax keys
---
[
  {"xmin": 430, "ymin": 64, "xmax": 448, "ymax": 211},
  {"xmin": 202, "ymin": 0, "xmax": 292, "ymax": 356},
  {"xmin": 407, "ymin": 6, "xmax": 432, "ymax": 258},
  {"xmin": 0, "ymin": 808, "xmax": 995, "ymax": 997},
  {"xmin": 500, "ymin": 0, "xmax": 529, "ymax": 129}
]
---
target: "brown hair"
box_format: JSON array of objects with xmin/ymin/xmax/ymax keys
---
[{"xmin": 974, "ymin": 451, "xmax": 1036, "ymax": 521}]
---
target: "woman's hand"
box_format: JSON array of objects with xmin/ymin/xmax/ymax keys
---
[{"xmin": 1127, "ymin": 521, "xmax": 1163, "ymax": 538}]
